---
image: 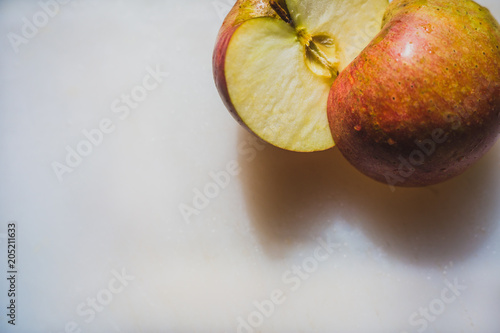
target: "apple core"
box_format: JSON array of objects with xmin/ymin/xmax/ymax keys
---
[{"xmin": 271, "ymin": 0, "xmax": 339, "ymax": 79}]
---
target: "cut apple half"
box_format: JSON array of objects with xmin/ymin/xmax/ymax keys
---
[{"xmin": 215, "ymin": 0, "xmax": 388, "ymax": 152}]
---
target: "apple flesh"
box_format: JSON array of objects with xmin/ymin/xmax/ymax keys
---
[
  {"xmin": 328, "ymin": 0, "xmax": 500, "ymax": 187},
  {"xmin": 213, "ymin": 0, "xmax": 388, "ymax": 152}
]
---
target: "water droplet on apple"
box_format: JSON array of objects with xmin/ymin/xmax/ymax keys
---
[{"xmin": 354, "ymin": 125, "xmax": 362, "ymax": 131}]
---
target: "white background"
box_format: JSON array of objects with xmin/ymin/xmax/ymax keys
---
[{"xmin": 1, "ymin": 0, "xmax": 500, "ymax": 332}]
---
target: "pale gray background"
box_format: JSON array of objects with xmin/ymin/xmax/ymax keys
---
[{"xmin": 1, "ymin": 0, "xmax": 500, "ymax": 332}]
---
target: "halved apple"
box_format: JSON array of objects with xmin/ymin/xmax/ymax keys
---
[{"xmin": 213, "ymin": 0, "xmax": 389, "ymax": 152}]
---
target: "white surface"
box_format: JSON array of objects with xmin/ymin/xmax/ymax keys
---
[{"xmin": 0, "ymin": 0, "xmax": 500, "ymax": 332}]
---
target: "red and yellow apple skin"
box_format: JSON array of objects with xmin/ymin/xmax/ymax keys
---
[
  {"xmin": 213, "ymin": 0, "xmax": 278, "ymax": 130},
  {"xmin": 328, "ymin": 0, "xmax": 500, "ymax": 187}
]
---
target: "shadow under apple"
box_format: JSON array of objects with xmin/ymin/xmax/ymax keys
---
[{"xmin": 238, "ymin": 128, "xmax": 500, "ymax": 266}]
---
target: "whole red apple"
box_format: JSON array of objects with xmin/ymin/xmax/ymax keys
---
[{"xmin": 328, "ymin": 0, "xmax": 500, "ymax": 187}]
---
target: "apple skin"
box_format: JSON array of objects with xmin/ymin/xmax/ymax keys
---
[
  {"xmin": 213, "ymin": 0, "xmax": 278, "ymax": 130},
  {"xmin": 328, "ymin": 0, "xmax": 500, "ymax": 187}
]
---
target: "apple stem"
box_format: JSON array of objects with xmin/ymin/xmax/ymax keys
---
[{"xmin": 270, "ymin": 0, "xmax": 294, "ymax": 28}]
